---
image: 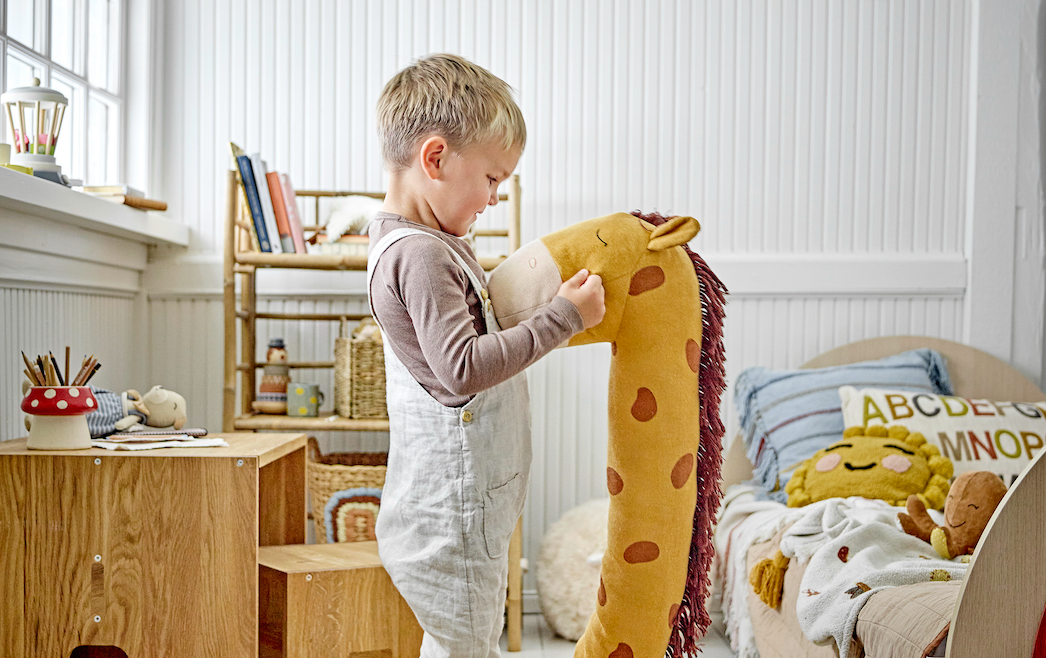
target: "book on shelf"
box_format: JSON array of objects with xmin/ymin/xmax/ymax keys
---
[
  {"xmin": 100, "ymin": 194, "xmax": 168, "ymax": 211},
  {"xmin": 265, "ymin": 171, "xmax": 296, "ymax": 253},
  {"xmin": 248, "ymin": 153, "xmax": 283, "ymax": 254},
  {"xmin": 229, "ymin": 142, "xmax": 272, "ymax": 252},
  {"xmin": 279, "ymin": 173, "xmax": 308, "ymax": 254}
]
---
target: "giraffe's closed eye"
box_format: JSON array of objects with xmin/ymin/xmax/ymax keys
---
[{"xmin": 596, "ymin": 229, "xmax": 608, "ymax": 246}]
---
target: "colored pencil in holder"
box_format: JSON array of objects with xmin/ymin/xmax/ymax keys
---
[
  {"xmin": 50, "ymin": 353, "xmax": 65, "ymax": 386},
  {"xmin": 82, "ymin": 362, "xmax": 101, "ymax": 385}
]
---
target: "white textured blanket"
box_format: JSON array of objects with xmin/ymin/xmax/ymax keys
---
[{"xmin": 781, "ymin": 499, "xmax": 965, "ymax": 658}]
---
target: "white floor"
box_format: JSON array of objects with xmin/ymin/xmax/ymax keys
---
[{"xmin": 500, "ymin": 612, "xmax": 736, "ymax": 657}]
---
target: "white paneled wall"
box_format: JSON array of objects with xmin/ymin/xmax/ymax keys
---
[
  {"xmin": 141, "ymin": 0, "xmax": 1041, "ymax": 604},
  {"xmin": 0, "ymin": 288, "xmax": 139, "ymax": 441}
]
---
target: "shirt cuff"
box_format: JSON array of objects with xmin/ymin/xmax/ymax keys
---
[{"xmin": 547, "ymin": 295, "xmax": 587, "ymax": 335}]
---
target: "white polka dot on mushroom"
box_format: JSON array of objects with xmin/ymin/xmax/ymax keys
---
[
  {"xmin": 86, "ymin": 398, "xmax": 94, "ymax": 407},
  {"xmin": 44, "ymin": 389, "xmax": 57, "ymax": 399},
  {"xmin": 57, "ymin": 400, "xmax": 68, "ymax": 409},
  {"xmin": 69, "ymin": 388, "xmax": 80, "ymax": 397},
  {"xmin": 31, "ymin": 400, "xmax": 39, "ymax": 408}
]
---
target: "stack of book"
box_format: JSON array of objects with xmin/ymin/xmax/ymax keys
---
[
  {"xmin": 229, "ymin": 142, "xmax": 307, "ymax": 254},
  {"xmin": 76, "ymin": 185, "xmax": 168, "ymax": 211}
]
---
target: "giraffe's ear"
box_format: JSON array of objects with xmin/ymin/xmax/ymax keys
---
[{"xmin": 647, "ymin": 216, "xmax": 700, "ymax": 251}]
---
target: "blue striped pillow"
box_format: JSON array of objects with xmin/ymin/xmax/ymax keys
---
[{"xmin": 734, "ymin": 349, "xmax": 952, "ymax": 502}]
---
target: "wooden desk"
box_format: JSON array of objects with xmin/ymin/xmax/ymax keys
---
[{"xmin": 0, "ymin": 432, "xmax": 306, "ymax": 658}]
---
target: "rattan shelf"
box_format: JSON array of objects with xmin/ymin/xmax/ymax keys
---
[{"xmin": 233, "ymin": 414, "xmax": 390, "ymax": 432}]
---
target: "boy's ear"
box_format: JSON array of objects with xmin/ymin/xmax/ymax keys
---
[{"xmin": 420, "ymin": 135, "xmax": 447, "ymax": 180}]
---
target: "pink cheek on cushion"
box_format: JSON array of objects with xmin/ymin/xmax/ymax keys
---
[
  {"xmin": 882, "ymin": 454, "xmax": 912, "ymax": 473},
  {"xmin": 816, "ymin": 454, "xmax": 842, "ymax": 472}
]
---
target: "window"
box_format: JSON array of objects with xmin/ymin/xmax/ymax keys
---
[{"xmin": 1, "ymin": 0, "xmax": 124, "ymax": 184}]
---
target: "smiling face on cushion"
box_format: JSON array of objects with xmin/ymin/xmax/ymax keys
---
[{"xmin": 785, "ymin": 425, "xmax": 954, "ymax": 509}]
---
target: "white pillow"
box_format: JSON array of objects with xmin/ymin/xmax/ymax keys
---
[{"xmin": 839, "ymin": 385, "xmax": 1046, "ymax": 485}]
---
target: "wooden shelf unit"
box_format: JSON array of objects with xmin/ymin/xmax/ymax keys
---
[
  {"xmin": 221, "ymin": 169, "xmax": 521, "ymax": 433},
  {"xmin": 220, "ymin": 170, "xmax": 527, "ymax": 652}
]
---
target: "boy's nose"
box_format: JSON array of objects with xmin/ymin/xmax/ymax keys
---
[{"xmin": 488, "ymin": 191, "xmax": 499, "ymax": 206}]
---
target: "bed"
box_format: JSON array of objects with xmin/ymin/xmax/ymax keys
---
[{"xmin": 715, "ymin": 336, "xmax": 1046, "ymax": 658}]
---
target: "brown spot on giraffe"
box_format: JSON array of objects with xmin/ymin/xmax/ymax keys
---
[
  {"xmin": 631, "ymin": 388, "xmax": 657, "ymax": 421},
  {"xmin": 669, "ymin": 603, "xmax": 680, "ymax": 627},
  {"xmin": 611, "ymin": 341, "xmax": 617, "ymax": 356},
  {"xmin": 607, "ymin": 467, "xmax": 624, "ymax": 495},
  {"xmin": 628, "ymin": 266, "xmax": 665, "ymax": 295},
  {"xmin": 598, "ymin": 578, "xmax": 607, "ymax": 606},
  {"xmin": 686, "ymin": 338, "xmax": 701, "ymax": 373},
  {"xmin": 671, "ymin": 454, "xmax": 694, "ymax": 489},
  {"xmin": 624, "ymin": 541, "xmax": 660, "ymax": 563},
  {"xmin": 609, "ymin": 643, "xmax": 633, "ymax": 658}
]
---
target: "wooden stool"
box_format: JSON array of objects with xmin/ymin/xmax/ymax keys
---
[{"xmin": 259, "ymin": 542, "xmax": 423, "ymax": 658}]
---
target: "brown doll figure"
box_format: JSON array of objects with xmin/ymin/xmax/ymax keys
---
[
  {"xmin": 899, "ymin": 470, "xmax": 1007, "ymax": 559},
  {"xmin": 256, "ymin": 338, "xmax": 290, "ymax": 414}
]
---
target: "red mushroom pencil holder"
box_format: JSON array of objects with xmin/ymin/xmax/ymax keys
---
[{"xmin": 21, "ymin": 386, "xmax": 98, "ymax": 450}]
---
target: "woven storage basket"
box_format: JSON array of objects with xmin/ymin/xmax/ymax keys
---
[
  {"xmin": 306, "ymin": 436, "xmax": 387, "ymax": 543},
  {"xmin": 350, "ymin": 317, "xmax": 388, "ymax": 418},
  {"xmin": 333, "ymin": 317, "xmax": 352, "ymax": 417}
]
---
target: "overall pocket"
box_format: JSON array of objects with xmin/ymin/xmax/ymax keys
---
[{"xmin": 481, "ymin": 473, "xmax": 524, "ymax": 559}]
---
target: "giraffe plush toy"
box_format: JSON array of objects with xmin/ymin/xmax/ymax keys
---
[{"xmin": 488, "ymin": 211, "xmax": 728, "ymax": 658}]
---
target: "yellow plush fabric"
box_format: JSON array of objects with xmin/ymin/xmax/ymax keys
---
[
  {"xmin": 539, "ymin": 213, "xmax": 707, "ymax": 658},
  {"xmin": 785, "ymin": 425, "xmax": 953, "ymax": 509}
]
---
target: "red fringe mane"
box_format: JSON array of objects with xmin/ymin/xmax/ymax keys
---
[{"xmin": 632, "ymin": 211, "xmax": 728, "ymax": 657}]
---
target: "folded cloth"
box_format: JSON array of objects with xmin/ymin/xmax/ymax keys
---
[
  {"xmin": 714, "ymin": 484, "xmax": 804, "ymax": 658},
  {"xmin": 91, "ymin": 437, "xmax": 229, "ymax": 450}
]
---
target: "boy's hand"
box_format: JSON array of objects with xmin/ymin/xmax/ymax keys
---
[{"xmin": 556, "ymin": 269, "xmax": 605, "ymax": 329}]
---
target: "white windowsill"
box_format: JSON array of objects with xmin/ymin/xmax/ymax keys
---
[{"xmin": 0, "ymin": 166, "xmax": 189, "ymax": 247}]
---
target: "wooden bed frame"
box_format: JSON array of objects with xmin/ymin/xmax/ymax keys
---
[{"xmin": 719, "ymin": 336, "xmax": 1046, "ymax": 658}]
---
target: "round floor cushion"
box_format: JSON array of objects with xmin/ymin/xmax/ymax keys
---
[{"xmin": 536, "ymin": 498, "xmax": 610, "ymax": 640}]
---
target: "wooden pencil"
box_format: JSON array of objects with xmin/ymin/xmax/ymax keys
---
[
  {"xmin": 72, "ymin": 355, "xmax": 94, "ymax": 386},
  {"xmin": 50, "ymin": 353, "xmax": 65, "ymax": 386},
  {"xmin": 75, "ymin": 357, "xmax": 97, "ymax": 386},
  {"xmin": 21, "ymin": 352, "xmax": 38, "ymax": 380},
  {"xmin": 83, "ymin": 362, "xmax": 101, "ymax": 385},
  {"xmin": 24, "ymin": 368, "xmax": 39, "ymax": 385},
  {"xmin": 65, "ymin": 347, "xmax": 70, "ymax": 386}
]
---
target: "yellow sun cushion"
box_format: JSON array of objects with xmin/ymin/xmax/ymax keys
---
[{"xmin": 785, "ymin": 425, "xmax": 953, "ymax": 509}]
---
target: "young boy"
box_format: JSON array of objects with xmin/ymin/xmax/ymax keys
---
[{"xmin": 367, "ymin": 54, "xmax": 605, "ymax": 658}]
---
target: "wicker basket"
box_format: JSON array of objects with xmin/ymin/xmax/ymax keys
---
[
  {"xmin": 306, "ymin": 436, "xmax": 387, "ymax": 543},
  {"xmin": 350, "ymin": 317, "xmax": 388, "ymax": 419},
  {"xmin": 333, "ymin": 318, "xmax": 352, "ymax": 417}
]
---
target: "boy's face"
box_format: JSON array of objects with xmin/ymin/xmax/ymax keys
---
[{"xmin": 425, "ymin": 139, "xmax": 521, "ymax": 237}]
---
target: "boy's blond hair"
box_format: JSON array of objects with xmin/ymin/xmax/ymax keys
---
[{"xmin": 377, "ymin": 54, "xmax": 526, "ymax": 170}]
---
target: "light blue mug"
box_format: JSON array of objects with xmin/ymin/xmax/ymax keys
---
[{"xmin": 287, "ymin": 382, "xmax": 324, "ymax": 417}]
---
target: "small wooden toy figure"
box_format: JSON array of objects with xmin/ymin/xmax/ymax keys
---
[{"xmin": 257, "ymin": 338, "xmax": 290, "ymax": 414}]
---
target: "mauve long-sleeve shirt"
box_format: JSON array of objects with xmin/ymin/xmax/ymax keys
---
[{"xmin": 367, "ymin": 213, "xmax": 585, "ymax": 407}]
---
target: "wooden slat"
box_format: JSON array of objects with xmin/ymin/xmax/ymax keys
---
[
  {"xmin": 253, "ymin": 312, "xmax": 369, "ymax": 321},
  {"xmin": 238, "ymin": 360, "xmax": 335, "ymax": 370},
  {"xmin": 234, "ymin": 415, "xmax": 389, "ymax": 432},
  {"xmin": 259, "ymin": 446, "xmax": 306, "ymax": 546},
  {"xmin": 224, "ymin": 169, "xmax": 239, "ymax": 432},
  {"xmin": 0, "ymin": 433, "xmax": 307, "ymax": 466},
  {"xmin": 0, "ymin": 456, "xmax": 25, "ymax": 658}
]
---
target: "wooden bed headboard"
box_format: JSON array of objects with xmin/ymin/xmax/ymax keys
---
[{"xmin": 720, "ymin": 335, "xmax": 1046, "ymax": 490}]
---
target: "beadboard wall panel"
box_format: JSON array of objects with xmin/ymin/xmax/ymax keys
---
[
  {"xmin": 0, "ymin": 288, "xmax": 139, "ymax": 442},
  {"xmin": 158, "ymin": 0, "xmax": 971, "ymax": 257}
]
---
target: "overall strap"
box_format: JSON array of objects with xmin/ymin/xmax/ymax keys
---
[{"xmin": 366, "ymin": 228, "xmax": 499, "ymax": 331}]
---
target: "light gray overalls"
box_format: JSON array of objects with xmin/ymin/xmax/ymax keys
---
[{"xmin": 367, "ymin": 228, "xmax": 532, "ymax": 658}]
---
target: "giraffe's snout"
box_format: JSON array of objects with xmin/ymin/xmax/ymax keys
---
[{"xmin": 488, "ymin": 239, "xmax": 563, "ymax": 331}]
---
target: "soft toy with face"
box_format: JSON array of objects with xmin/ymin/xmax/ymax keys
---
[
  {"xmin": 898, "ymin": 470, "xmax": 1007, "ymax": 558},
  {"xmin": 785, "ymin": 425, "xmax": 953, "ymax": 509}
]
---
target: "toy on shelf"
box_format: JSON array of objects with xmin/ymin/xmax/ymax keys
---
[
  {"xmin": 83, "ymin": 385, "xmax": 188, "ymax": 439},
  {"xmin": 254, "ymin": 338, "xmax": 290, "ymax": 414},
  {"xmin": 1, "ymin": 78, "xmax": 68, "ymax": 183},
  {"xmin": 899, "ymin": 470, "xmax": 1008, "ymax": 559}
]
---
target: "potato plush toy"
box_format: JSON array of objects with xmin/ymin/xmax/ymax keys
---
[{"xmin": 898, "ymin": 470, "xmax": 1007, "ymax": 559}]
